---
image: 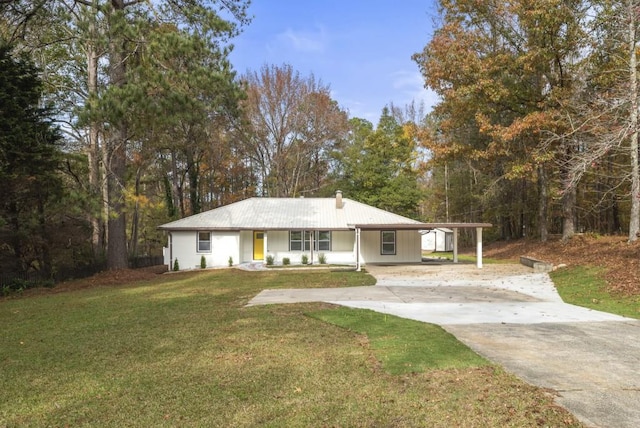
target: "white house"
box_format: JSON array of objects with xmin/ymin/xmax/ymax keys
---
[
  {"xmin": 421, "ymin": 228, "xmax": 454, "ymax": 252},
  {"xmin": 159, "ymin": 192, "xmax": 491, "ymax": 270}
]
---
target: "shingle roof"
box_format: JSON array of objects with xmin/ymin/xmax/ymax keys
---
[{"xmin": 158, "ymin": 197, "xmax": 423, "ymax": 231}]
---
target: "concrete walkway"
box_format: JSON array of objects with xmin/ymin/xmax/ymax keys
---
[{"xmin": 247, "ymin": 263, "xmax": 640, "ymax": 428}]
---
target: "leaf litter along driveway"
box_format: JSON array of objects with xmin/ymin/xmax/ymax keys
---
[{"xmin": 248, "ymin": 263, "xmax": 640, "ymax": 428}]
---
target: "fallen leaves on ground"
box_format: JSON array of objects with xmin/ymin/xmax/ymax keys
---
[{"xmin": 483, "ymin": 234, "xmax": 640, "ymax": 296}]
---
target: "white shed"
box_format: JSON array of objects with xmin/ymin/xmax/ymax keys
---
[{"xmin": 421, "ymin": 228, "xmax": 454, "ymax": 252}]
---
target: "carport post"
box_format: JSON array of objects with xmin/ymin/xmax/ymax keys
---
[
  {"xmin": 452, "ymin": 228, "xmax": 459, "ymax": 263},
  {"xmin": 476, "ymin": 227, "xmax": 483, "ymax": 269},
  {"xmin": 355, "ymin": 227, "xmax": 361, "ymax": 271}
]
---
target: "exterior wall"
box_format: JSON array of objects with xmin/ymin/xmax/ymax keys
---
[
  {"xmin": 332, "ymin": 231, "xmax": 355, "ymax": 251},
  {"xmin": 167, "ymin": 228, "xmax": 422, "ymax": 269},
  {"xmin": 264, "ymin": 230, "xmax": 356, "ymax": 265},
  {"xmin": 169, "ymin": 230, "xmax": 240, "ymax": 270},
  {"xmin": 360, "ymin": 230, "xmax": 422, "ymax": 264},
  {"xmin": 266, "ymin": 230, "xmax": 289, "ymax": 256},
  {"xmin": 239, "ymin": 230, "xmax": 253, "ymax": 263}
]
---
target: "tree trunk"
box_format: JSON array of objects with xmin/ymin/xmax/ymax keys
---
[
  {"xmin": 86, "ymin": 33, "xmax": 104, "ymax": 257},
  {"xmin": 186, "ymin": 148, "xmax": 201, "ymax": 215},
  {"xmin": 538, "ymin": 165, "xmax": 548, "ymax": 242},
  {"xmin": 8, "ymin": 200, "xmax": 24, "ymax": 274},
  {"xmin": 628, "ymin": 0, "xmax": 640, "ymax": 242},
  {"xmin": 170, "ymin": 150, "xmax": 185, "ymax": 217},
  {"xmin": 106, "ymin": 126, "xmax": 128, "ymax": 269},
  {"xmin": 37, "ymin": 193, "xmax": 52, "ymax": 278},
  {"xmin": 561, "ymin": 138, "xmax": 577, "ymax": 241},
  {"xmin": 163, "ymin": 174, "xmax": 176, "ymax": 218},
  {"xmin": 105, "ymin": 0, "xmax": 129, "ymax": 269},
  {"xmin": 129, "ymin": 167, "xmax": 141, "ymax": 258},
  {"xmin": 561, "ymin": 183, "xmax": 576, "ymax": 242}
]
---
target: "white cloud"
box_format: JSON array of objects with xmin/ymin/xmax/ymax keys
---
[
  {"xmin": 277, "ymin": 26, "xmax": 328, "ymax": 53},
  {"xmin": 391, "ymin": 70, "xmax": 440, "ymax": 113}
]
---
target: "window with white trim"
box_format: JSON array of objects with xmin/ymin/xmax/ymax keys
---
[
  {"xmin": 381, "ymin": 230, "xmax": 396, "ymax": 255},
  {"xmin": 290, "ymin": 231, "xmax": 332, "ymax": 251},
  {"xmin": 197, "ymin": 231, "xmax": 211, "ymax": 252},
  {"xmin": 290, "ymin": 231, "xmax": 303, "ymax": 251},
  {"xmin": 316, "ymin": 231, "xmax": 331, "ymax": 251}
]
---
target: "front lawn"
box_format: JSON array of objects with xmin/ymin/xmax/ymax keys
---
[{"xmin": 0, "ymin": 269, "xmax": 581, "ymax": 427}]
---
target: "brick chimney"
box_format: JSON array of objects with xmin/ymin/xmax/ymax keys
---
[{"xmin": 336, "ymin": 190, "xmax": 343, "ymax": 209}]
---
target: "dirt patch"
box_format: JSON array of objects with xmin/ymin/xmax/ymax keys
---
[
  {"xmin": 55, "ymin": 265, "xmax": 169, "ymax": 290},
  {"xmin": 8, "ymin": 265, "xmax": 170, "ymax": 299},
  {"xmin": 366, "ymin": 263, "xmax": 531, "ymax": 282},
  {"xmin": 481, "ymin": 235, "xmax": 640, "ymax": 296}
]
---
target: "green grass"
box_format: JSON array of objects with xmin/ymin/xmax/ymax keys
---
[
  {"xmin": 551, "ymin": 266, "xmax": 640, "ymax": 319},
  {"xmin": 0, "ymin": 269, "xmax": 582, "ymax": 427},
  {"xmin": 308, "ymin": 307, "xmax": 487, "ymax": 374}
]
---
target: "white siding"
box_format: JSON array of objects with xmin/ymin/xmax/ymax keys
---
[
  {"xmin": 266, "ymin": 231, "xmax": 289, "ymax": 252},
  {"xmin": 170, "ymin": 230, "xmax": 240, "ymax": 270},
  {"xmin": 169, "ymin": 228, "xmax": 422, "ymax": 268},
  {"xmin": 332, "ymin": 230, "xmax": 354, "ymax": 251},
  {"xmin": 360, "ymin": 230, "xmax": 422, "ymax": 264},
  {"xmin": 239, "ymin": 230, "xmax": 253, "ymax": 263},
  {"xmin": 262, "ymin": 230, "xmax": 356, "ymax": 265}
]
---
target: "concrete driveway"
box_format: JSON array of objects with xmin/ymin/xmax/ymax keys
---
[{"xmin": 247, "ymin": 263, "xmax": 640, "ymax": 427}]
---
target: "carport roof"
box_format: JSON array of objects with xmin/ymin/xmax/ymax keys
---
[{"xmin": 354, "ymin": 223, "xmax": 492, "ymax": 230}]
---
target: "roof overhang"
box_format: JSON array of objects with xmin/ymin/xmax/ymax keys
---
[
  {"xmin": 351, "ymin": 223, "xmax": 492, "ymax": 230},
  {"xmin": 159, "ymin": 223, "xmax": 492, "ymax": 231},
  {"xmin": 158, "ymin": 227, "xmax": 355, "ymax": 231}
]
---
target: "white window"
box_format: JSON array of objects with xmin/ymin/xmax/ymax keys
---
[
  {"xmin": 381, "ymin": 230, "xmax": 396, "ymax": 255},
  {"xmin": 198, "ymin": 232, "xmax": 211, "ymax": 252}
]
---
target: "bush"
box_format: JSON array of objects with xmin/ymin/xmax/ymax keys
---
[
  {"xmin": 301, "ymin": 254, "xmax": 309, "ymax": 265},
  {"xmin": 228, "ymin": 256, "xmax": 233, "ymax": 267},
  {"xmin": 283, "ymin": 257, "xmax": 290, "ymax": 266},
  {"xmin": 1, "ymin": 279, "xmax": 29, "ymax": 296},
  {"xmin": 318, "ymin": 253, "xmax": 327, "ymax": 264},
  {"xmin": 200, "ymin": 255, "xmax": 207, "ymax": 269},
  {"xmin": 266, "ymin": 254, "xmax": 274, "ymax": 266},
  {"xmin": 173, "ymin": 258, "xmax": 180, "ymax": 271}
]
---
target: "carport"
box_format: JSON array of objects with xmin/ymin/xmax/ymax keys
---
[{"xmin": 353, "ymin": 222, "xmax": 492, "ymax": 271}]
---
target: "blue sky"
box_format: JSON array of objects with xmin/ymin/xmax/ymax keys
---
[{"xmin": 229, "ymin": 0, "xmax": 440, "ymax": 124}]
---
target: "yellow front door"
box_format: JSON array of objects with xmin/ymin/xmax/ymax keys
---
[{"xmin": 253, "ymin": 231, "xmax": 264, "ymax": 260}]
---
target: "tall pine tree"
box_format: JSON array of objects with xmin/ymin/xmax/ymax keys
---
[{"xmin": 0, "ymin": 43, "xmax": 63, "ymax": 277}]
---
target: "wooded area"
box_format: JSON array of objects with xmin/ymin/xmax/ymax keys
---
[
  {"xmin": 415, "ymin": 0, "xmax": 640, "ymax": 243},
  {"xmin": 1, "ymin": 0, "xmax": 639, "ymax": 283}
]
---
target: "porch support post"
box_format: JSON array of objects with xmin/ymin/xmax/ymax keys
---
[
  {"xmin": 263, "ymin": 231, "xmax": 268, "ymax": 264},
  {"xmin": 452, "ymin": 227, "xmax": 459, "ymax": 263},
  {"xmin": 355, "ymin": 227, "xmax": 361, "ymax": 271},
  {"xmin": 476, "ymin": 227, "xmax": 483, "ymax": 269}
]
